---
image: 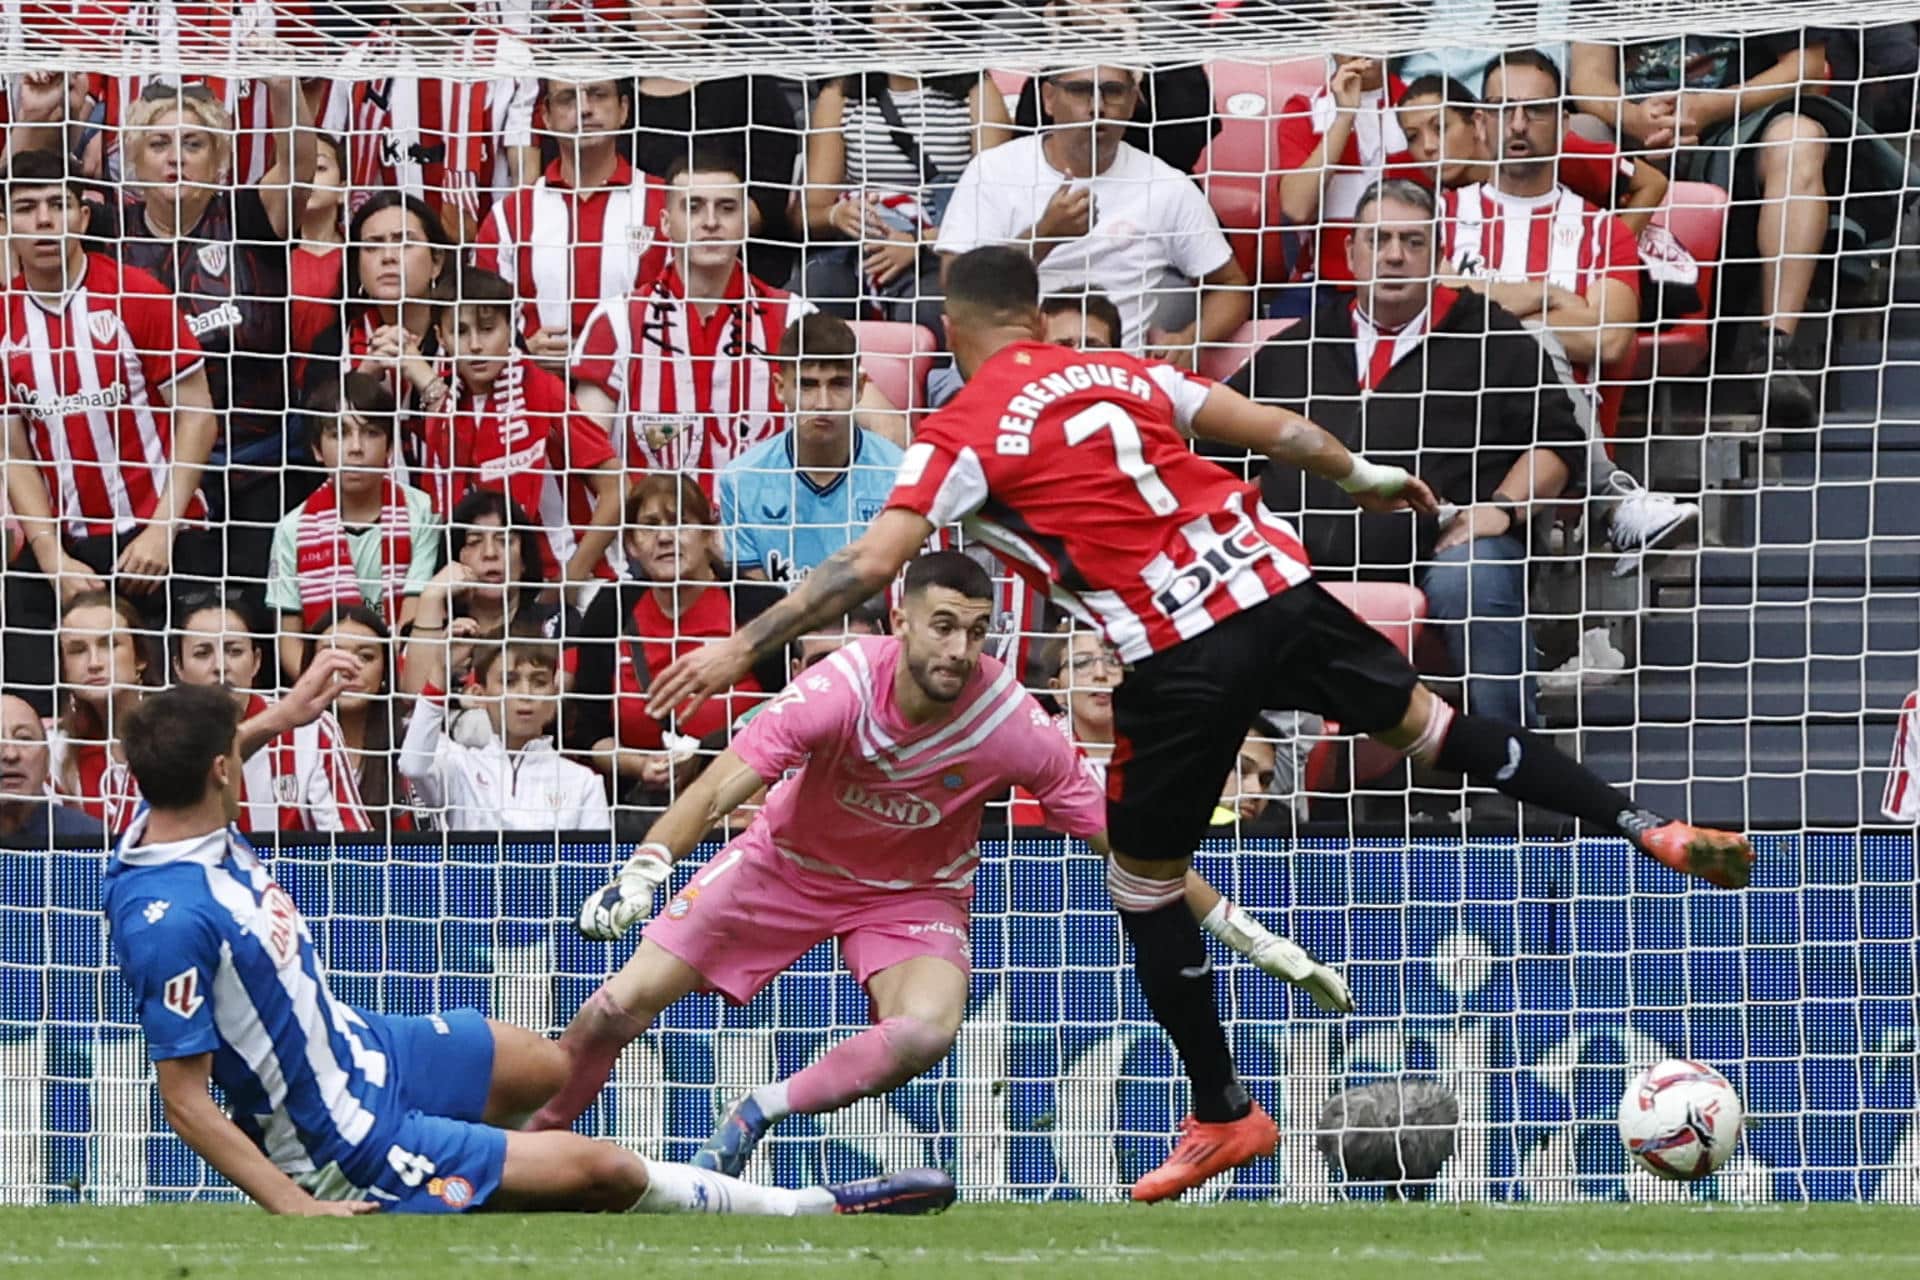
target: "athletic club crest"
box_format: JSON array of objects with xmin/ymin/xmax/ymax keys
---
[
  {"xmin": 86, "ymin": 311, "xmax": 119, "ymax": 345},
  {"xmin": 274, "ymin": 773, "xmax": 300, "ymax": 804},
  {"xmin": 196, "ymin": 242, "xmax": 229, "ymax": 277}
]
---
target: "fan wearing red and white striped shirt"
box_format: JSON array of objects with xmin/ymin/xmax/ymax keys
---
[
  {"xmin": 1438, "ymin": 54, "xmax": 1642, "ymax": 381},
  {"xmin": 473, "ymin": 79, "xmax": 669, "ymax": 365},
  {"xmin": 425, "ymin": 269, "xmax": 624, "ymax": 587},
  {"xmin": 0, "ymin": 152, "xmax": 218, "ymax": 601},
  {"xmin": 571, "ymin": 149, "xmax": 813, "ymax": 496},
  {"xmin": 318, "ymin": 16, "xmax": 538, "ymax": 237},
  {"xmin": 1276, "ymin": 56, "xmax": 1422, "ymax": 287}
]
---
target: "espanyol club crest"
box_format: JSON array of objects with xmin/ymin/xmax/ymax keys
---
[
  {"xmin": 87, "ymin": 311, "xmax": 119, "ymax": 345},
  {"xmin": 197, "ymin": 242, "xmax": 229, "ymax": 278}
]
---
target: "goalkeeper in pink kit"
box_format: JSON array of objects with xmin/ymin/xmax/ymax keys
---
[{"xmin": 532, "ymin": 552, "xmax": 1348, "ymax": 1161}]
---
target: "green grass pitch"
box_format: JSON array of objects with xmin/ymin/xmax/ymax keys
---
[{"xmin": 0, "ymin": 1204, "xmax": 1909, "ymax": 1279}]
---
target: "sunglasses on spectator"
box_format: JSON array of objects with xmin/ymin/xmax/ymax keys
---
[
  {"xmin": 138, "ymin": 81, "xmax": 220, "ymax": 105},
  {"xmin": 1483, "ymin": 96, "xmax": 1559, "ymax": 122},
  {"xmin": 1047, "ymin": 77, "xmax": 1136, "ymax": 104}
]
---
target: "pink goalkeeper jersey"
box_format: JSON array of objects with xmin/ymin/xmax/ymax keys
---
[{"xmin": 729, "ymin": 635, "xmax": 1106, "ymax": 894}]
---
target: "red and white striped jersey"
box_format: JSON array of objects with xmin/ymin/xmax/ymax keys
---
[
  {"xmin": 1277, "ymin": 74, "xmax": 1417, "ymax": 286},
  {"xmin": 473, "ymin": 157, "xmax": 669, "ymax": 341},
  {"xmin": 571, "ymin": 262, "xmax": 811, "ymax": 492},
  {"xmin": 1442, "ymin": 182, "xmax": 1641, "ymax": 307},
  {"xmin": 419, "ymin": 353, "xmax": 620, "ymax": 580},
  {"xmin": 1884, "ymin": 690, "xmax": 1920, "ymax": 821},
  {"xmin": 319, "ymin": 24, "xmax": 537, "ymax": 225},
  {"xmin": 1, "ymin": 254, "xmax": 208, "ymax": 538},
  {"xmin": 886, "ymin": 341, "xmax": 1313, "ymax": 663}
]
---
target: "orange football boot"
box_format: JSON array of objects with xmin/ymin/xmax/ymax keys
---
[
  {"xmin": 1638, "ymin": 821, "xmax": 1754, "ymax": 889},
  {"xmin": 1130, "ymin": 1100, "xmax": 1280, "ymax": 1203}
]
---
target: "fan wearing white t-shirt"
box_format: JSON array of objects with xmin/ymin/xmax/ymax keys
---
[{"xmin": 934, "ymin": 65, "xmax": 1249, "ymax": 366}]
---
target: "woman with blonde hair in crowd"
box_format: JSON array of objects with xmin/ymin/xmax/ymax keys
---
[{"xmin": 106, "ymin": 79, "xmax": 321, "ymax": 585}]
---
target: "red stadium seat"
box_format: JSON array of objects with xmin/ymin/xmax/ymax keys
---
[
  {"xmin": 1302, "ymin": 582, "xmax": 1428, "ymax": 794},
  {"xmin": 1198, "ymin": 317, "xmax": 1296, "ymax": 383},
  {"xmin": 1193, "ymin": 58, "xmax": 1325, "ymax": 285},
  {"xmin": 848, "ymin": 320, "xmax": 940, "ymax": 420},
  {"xmin": 1629, "ymin": 181, "xmax": 1728, "ymax": 382}
]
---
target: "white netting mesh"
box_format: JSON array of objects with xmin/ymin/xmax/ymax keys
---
[{"xmin": 0, "ymin": 3, "xmax": 1916, "ymax": 1209}]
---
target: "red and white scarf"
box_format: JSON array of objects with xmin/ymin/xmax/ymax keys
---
[
  {"xmin": 1350, "ymin": 286, "xmax": 1458, "ymax": 394},
  {"xmin": 426, "ymin": 353, "xmax": 542, "ymax": 515},
  {"xmin": 295, "ymin": 478, "xmax": 414, "ymax": 629},
  {"xmin": 623, "ymin": 264, "xmax": 793, "ymax": 481},
  {"xmin": 238, "ymin": 694, "xmax": 372, "ymax": 833}
]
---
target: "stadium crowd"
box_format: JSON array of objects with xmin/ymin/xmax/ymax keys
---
[{"xmin": 1, "ymin": 5, "xmax": 1911, "ymax": 838}]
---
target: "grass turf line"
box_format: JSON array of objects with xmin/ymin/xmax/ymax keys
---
[{"xmin": 0, "ymin": 1203, "xmax": 1908, "ymax": 1280}]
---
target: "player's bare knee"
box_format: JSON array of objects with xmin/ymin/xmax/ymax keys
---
[{"xmin": 581, "ymin": 1142, "xmax": 649, "ymax": 1212}]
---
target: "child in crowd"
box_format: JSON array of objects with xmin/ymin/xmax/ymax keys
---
[
  {"xmin": 422, "ymin": 266, "xmax": 623, "ymax": 595},
  {"xmin": 399, "ymin": 633, "xmax": 610, "ymax": 831},
  {"xmin": 265, "ymin": 372, "xmax": 442, "ymax": 677}
]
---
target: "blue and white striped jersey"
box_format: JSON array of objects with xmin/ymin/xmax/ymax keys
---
[{"xmin": 104, "ymin": 813, "xmax": 401, "ymax": 1187}]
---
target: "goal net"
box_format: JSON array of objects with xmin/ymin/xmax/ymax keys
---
[{"xmin": 0, "ymin": 0, "xmax": 1917, "ymax": 1206}]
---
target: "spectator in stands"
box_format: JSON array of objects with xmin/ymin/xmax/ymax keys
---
[
  {"xmin": 1227, "ymin": 178, "xmax": 1586, "ymax": 727},
  {"xmin": 320, "ymin": 5, "xmax": 539, "ymax": 239},
  {"xmin": 309, "ymin": 604, "xmax": 403, "ymax": 830},
  {"xmin": 399, "ymin": 633, "xmax": 611, "ymax": 831},
  {"xmin": 106, "ymin": 81, "xmax": 317, "ymax": 587},
  {"xmin": 936, "ymin": 64, "xmax": 1249, "ymax": 364},
  {"xmin": 1399, "ymin": 73, "xmax": 1700, "ymax": 575},
  {"xmin": 5, "ymin": 73, "xmax": 104, "ymax": 179},
  {"xmin": 802, "ymin": 16, "xmax": 1013, "ymax": 330},
  {"xmin": 1040, "ymin": 288, "xmax": 1123, "ymax": 350},
  {"xmin": 1050, "ymin": 627, "xmax": 1121, "ymax": 762},
  {"xmin": 572, "ymin": 149, "xmax": 814, "ymax": 493},
  {"xmin": 1276, "ymin": 55, "xmax": 1417, "ymax": 301},
  {"xmin": 290, "ymin": 131, "xmax": 348, "ymax": 360},
  {"xmin": 474, "ymin": 78, "xmax": 669, "ymax": 365},
  {"xmin": 789, "ymin": 599, "xmax": 888, "ymax": 676},
  {"xmin": 1441, "ymin": 51, "xmax": 1642, "ymax": 382},
  {"xmin": 0, "ymin": 691, "xmax": 105, "ymax": 844},
  {"xmin": 1011, "ymin": 0, "xmax": 1220, "ymax": 176},
  {"xmin": 1570, "ymin": 32, "xmax": 1911, "ymax": 423},
  {"xmin": 48, "ymin": 590, "xmax": 159, "ymax": 833},
  {"xmin": 568, "ymin": 475, "xmax": 786, "ymax": 801},
  {"xmin": 624, "ymin": 0, "xmax": 803, "ymax": 285},
  {"xmin": 423, "ymin": 267, "xmax": 622, "ymax": 593},
  {"xmin": 718, "ymin": 314, "xmax": 906, "ymax": 585},
  {"xmin": 1398, "ymin": 75, "xmax": 1670, "ymax": 236},
  {"xmin": 172, "ymin": 589, "xmax": 371, "ymax": 834},
  {"xmin": 316, "ymin": 190, "xmax": 454, "ymax": 463},
  {"xmin": 401, "ymin": 490, "xmax": 551, "ymax": 696},
  {"xmin": 0, "ymin": 149, "xmax": 219, "ymax": 704},
  {"xmin": 265, "ymin": 373, "xmax": 440, "ymax": 678}
]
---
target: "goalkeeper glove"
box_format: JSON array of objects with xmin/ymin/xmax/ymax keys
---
[
  {"xmin": 577, "ymin": 843, "xmax": 675, "ymax": 941},
  {"xmin": 1201, "ymin": 898, "xmax": 1355, "ymax": 1012}
]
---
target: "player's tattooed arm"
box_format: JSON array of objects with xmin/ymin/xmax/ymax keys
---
[
  {"xmin": 1188, "ymin": 383, "xmax": 1439, "ymax": 515},
  {"xmin": 650, "ymin": 510, "xmax": 932, "ymax": 718}
]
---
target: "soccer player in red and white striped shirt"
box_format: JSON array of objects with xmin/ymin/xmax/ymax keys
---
[
  {"xmin": 571, "ymin": 148, "xmax": 812, "ymax": 496},
  {"xmin": 473, "ymin": 79, "xmax": 669, "ymax": 368},
  {"xmin": 648, "ymin": 245, "xmax": 1756, "ymax": 1203},
  {"xmin": 0, "ymin": 150, "xmax": 218, "ymax": 620},
  {"xmin": 1437, "ymin": 52, "xmax": 1642, "ymax": 383}
]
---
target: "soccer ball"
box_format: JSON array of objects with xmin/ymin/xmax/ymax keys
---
[{"xmin": 1616, "ymin": 1058, "xmax": 1743, "ymax": 1181}]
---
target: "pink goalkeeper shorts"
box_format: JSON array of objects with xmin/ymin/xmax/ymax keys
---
[{"xmin": 640, "ymin": 840, "xmax": 973, "ymax": 1005}]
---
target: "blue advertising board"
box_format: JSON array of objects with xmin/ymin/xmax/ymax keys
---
[{"xmin": 1, "ymin": 833, "xmax": 1914, "ymax": 1202}]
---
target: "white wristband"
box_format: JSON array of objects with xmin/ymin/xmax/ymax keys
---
[{"xmin": 1338, "ymin": 454, "xmax": 1408, "ymax": 496}]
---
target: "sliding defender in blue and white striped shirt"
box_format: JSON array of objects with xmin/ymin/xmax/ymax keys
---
[{"xmin": 104, "ymin": 675, "xmax": 955, "ymax": 1218}]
